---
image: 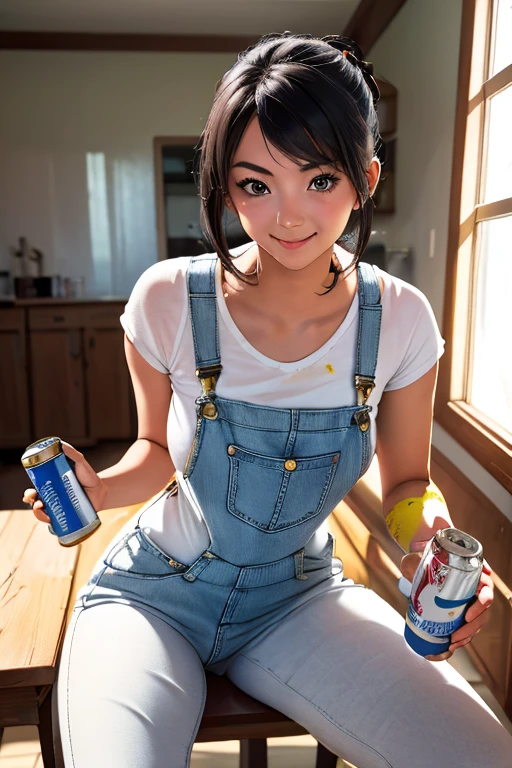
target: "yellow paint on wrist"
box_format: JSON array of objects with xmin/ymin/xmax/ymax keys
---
[{"xmin": 385, "ymin": 487, "xmax": 446, "ymax": 552}]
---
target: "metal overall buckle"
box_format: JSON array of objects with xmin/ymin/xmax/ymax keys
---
[
  {"xmin": 196, "ymin": 364, "xmax": 222, "ymax": 419},
  {"xmin": 355, "ymin": 374, "xmax": 375, "ymax": 405},
  {"xmin": 354, "ymin": 408, "xmax": 371, "ymax": 432},
  {"xmin": 354, "ymin": 374, "xmax": 375, "ymax": 432}
]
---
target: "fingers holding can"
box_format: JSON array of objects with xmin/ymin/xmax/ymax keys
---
[{"xmin": 22, "ymin": 487, "xmax": 51, "ymax": 523}]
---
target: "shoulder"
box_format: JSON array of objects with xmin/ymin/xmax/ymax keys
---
[
  {"xmin": 373, "ymin": 266, "xmax": 438, "ymax": 324},
  {"xmin": 120, "ymin": 253, "xmax": 214, "ymax": 373},
  {"xmin": 128, "ymin": 252, "xmax": 219, "ymax": 304},
  {"xmin": 372, "ymin": 267, "xmax": 445, "ymax": 391},
  {"xmin": 131, "ymin": 256, "xmax": 191, "ymax": 298}
]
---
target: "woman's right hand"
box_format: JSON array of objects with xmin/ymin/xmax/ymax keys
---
[{"xmin": 22, "ymin": 441, "xmax": 108, "ymax": 523}]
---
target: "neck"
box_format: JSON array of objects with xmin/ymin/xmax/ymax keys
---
[{"xmin": 232, "ymin": 242, "xmax": 348, "ymax": 321}]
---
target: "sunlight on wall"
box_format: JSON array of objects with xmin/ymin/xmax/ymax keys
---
[{"xmin": 86, "ymin": 152, "xmax": 113, "ymax": 295}]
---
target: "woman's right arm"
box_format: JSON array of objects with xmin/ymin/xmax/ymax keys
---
[
  {"xmin": 95, "ymin": 333, "xmax": 176, "ymax": 509},
  {"xmin": 23, "ymin": 333, "xmax": 176, "ymax": 520}
]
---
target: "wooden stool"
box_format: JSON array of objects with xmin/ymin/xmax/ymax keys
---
[{"xmin": 198, "ymin": 671, "xmax": 338, "ymax": 767}]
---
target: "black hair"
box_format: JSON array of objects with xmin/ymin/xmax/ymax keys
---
[{"xmin": 192, "ymin": 31, "xmax": 384, "ymax": 295}]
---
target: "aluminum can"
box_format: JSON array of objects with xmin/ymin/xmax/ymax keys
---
[
  {"xmin": 404, "ymin": 528, "xmax": 483, "ymax": 657},
  {"xmin": 21, "ymin": 436, "xmax": 101, "ymax": 546}
]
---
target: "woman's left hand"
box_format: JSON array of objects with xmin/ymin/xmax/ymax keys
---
[{"xmin": 400, "ymin": 553, "xmax": 494, "ymax": 662}]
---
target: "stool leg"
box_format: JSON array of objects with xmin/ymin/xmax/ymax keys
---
[
  {"xmin": 315, "ymin": 741, "xmax": 338, "ymax": 768},
  {"xmin": 240, "ymin": 738, "xmax": 268, "ymax": 768},
  {"xmin": 38, "ymin": 688, "xmax": 56, "ymax": 768}
]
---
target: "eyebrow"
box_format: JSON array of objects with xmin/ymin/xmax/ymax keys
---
[{"xmin": 231, "ymin": 161, "xmax": 324, "ymax": 176}]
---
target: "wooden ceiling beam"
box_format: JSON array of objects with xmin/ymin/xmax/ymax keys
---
[
  {"xmin": 0, "ymin": 31, "xmax": 258, "ymax": 52},
  {"xmin": 1, "ymin": 3, "xmax": 410, "ymax": 55},
  {"xmin": 343, "ymin": 0, "xmax": 409, "ymax": 55}
]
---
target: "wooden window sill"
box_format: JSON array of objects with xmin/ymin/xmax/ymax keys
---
[{"xmin": 435, "ymin": 399, "xmax": 512, "ymax": 493}]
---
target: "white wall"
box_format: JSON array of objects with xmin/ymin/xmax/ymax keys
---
[
  {"xmin": 369, "ymin": 0, "xmax": 512, "ymax": 520},
  {"xmin": 0, "ymin": 50, "xmax": 237, "ymax": 297},
  {"xmin": 369, "ymin": 0, "xmax": 463, "ymax": 322}
]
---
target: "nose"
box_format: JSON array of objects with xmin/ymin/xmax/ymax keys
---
[{"xmin": 276, "ymin": 202, "xmax": 305, "ymax": 230}]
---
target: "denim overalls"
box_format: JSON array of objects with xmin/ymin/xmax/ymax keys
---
[{"xmin": 76, "ymin": 254, "xmax": 382, "ymax": 674}]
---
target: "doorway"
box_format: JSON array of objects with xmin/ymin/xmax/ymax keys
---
[{"xmin": 153, "ymin": 136, "xmax": 250, "ymax": 261}]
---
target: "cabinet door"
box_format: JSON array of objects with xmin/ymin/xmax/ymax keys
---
[
  {"xmin": 29, "ymin": 329, "xmax": 89, "ymax": 444},
  {"xmin": 85, "ymin": 327, "xmax": 136, "ymax": 440},
  {"xmin": 0, "ymin": 310, "xmax": 31, "ymax": 448}
]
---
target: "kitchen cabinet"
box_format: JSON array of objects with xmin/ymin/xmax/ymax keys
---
[
  {"xmin": 84, "ymin": 305, "xmax": 135, "ymax": 441},
  {"xmin": 28, "ymin": 303, "xmax": 136, "ymax": 447},
  {"xmin": 0, "ymin": 300, "xmax": 137, "ymax": 449},
  {"xmin": 29, "ymin": 319, "xmax": 88, "ymax": 443},
  {"xmin": 0, "ymin": 309, "xmax": 31, "ymax": 448}
]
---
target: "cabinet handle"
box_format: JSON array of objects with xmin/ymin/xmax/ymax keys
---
[
  {"xmin": 89, "ymin": 336, "xmax": 95, "ymax": 349},
  {"xmin": 53, "ymin": 315, "xmax": 65, "ymax": 323}
]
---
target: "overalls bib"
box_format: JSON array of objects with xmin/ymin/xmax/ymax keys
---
[{"xmin": 77, "ymin": 255, "xmax": 382, "ymax": 673}]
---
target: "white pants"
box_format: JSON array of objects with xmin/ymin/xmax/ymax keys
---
[{"xmin": 54, "ymin": 586, "xmax": 512, "ymax": 768}]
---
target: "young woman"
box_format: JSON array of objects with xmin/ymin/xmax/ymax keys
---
[{"xmin": 24, "ymin": 32, "xmax": 511, "ymax": 768}]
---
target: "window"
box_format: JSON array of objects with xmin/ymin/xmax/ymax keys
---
[{"xmin": 436, "ymin": 0, "xmax": 512, "ymax": 491}]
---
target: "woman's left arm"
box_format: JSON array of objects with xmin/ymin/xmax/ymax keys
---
[{"xmin": 375, "ymin": 361, "xmax": 494, "ymax": 661}]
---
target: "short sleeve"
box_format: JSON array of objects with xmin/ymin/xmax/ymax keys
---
[
  {"xmin": 119, "ymin": 258, "xmax": 189, "ymax": 375},
  {"xmin": 383, "ymin": 281, "xmax": 445, "ymax": 392}
]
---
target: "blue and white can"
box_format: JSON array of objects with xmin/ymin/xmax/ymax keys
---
[
  {"xmin": 21, "ymin": 436, "xmax": 101, "ymax": 546},
  {"xmin": 405, "ymin": 528, "xmax": 483, "ymax": 657}
]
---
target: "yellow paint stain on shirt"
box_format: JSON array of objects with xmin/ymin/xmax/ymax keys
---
[{"xmin": 325, "ymin": 363, "xmax": 335, "ymax": 374}]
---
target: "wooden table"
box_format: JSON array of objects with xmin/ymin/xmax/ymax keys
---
[{"xmin": 0, "ymin": 509, "xmax": 79, "ymax": 767}]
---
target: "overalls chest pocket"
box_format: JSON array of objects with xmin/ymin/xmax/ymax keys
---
[{"xmin": 226, "ymin": 444, "xmax": 340, "ymax": 531}]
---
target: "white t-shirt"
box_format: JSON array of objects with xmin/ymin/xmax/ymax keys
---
[{"xmin": 119, "ymin": 243, "xmax": 445, "ymax": 564}]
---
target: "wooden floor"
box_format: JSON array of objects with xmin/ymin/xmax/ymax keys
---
[
  {"xmin": 0, "ymin": 731, "xmax": 340, "ymax": 768},
  {"xmin": 1, "ymin": 440, "xmax": 511, "ymax": 767}
]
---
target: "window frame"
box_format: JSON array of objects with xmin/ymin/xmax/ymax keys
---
[{"xmin": 436, "ymin": 0, "xmax": 512, "ymax": 493}]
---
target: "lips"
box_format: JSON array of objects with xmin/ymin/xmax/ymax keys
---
[
  {"xmin": 274, "ymin": 234, "xmax": 315, "ymax": 244},
  {"xmin": 272, "ymin": 233, "xmax": 316, "ymax": 249}
]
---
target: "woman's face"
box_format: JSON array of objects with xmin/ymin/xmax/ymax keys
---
[{"xmin": 226, "ymin": 114, "xmax": 374, "ymax": 272}]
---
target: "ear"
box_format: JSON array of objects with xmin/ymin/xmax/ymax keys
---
[
  {"xmin": 353, "ymin": 157, "xmax": 382, "ymax": 210},
  {"xmin": 368, "ymin": 157, "xmax": 381, "ymax": 197}
]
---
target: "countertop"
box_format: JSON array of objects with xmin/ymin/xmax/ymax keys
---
[{"xmin": 0, "ymin": 295, "xmax": 129, "ymax": 307}]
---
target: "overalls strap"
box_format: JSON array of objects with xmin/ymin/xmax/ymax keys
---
[
  {"xmin": 187, "ymin": 255, "xmax": 221, "ymax": 398},
  {"xmin": 354, "ymin": 261, "xmax": 382, "ymax": 407}
]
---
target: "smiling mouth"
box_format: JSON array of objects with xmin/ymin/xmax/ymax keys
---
[{"xmin": 273, "ymin": 234, "xmax": 316, "ymax": 243}]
